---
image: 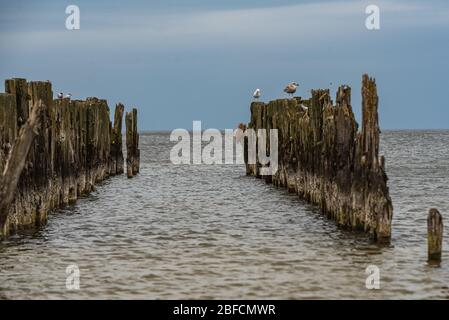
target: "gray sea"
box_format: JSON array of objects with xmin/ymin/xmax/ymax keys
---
[{"xmin": 0, "ymin": 130, "xmax": 448, "ymax": 299}]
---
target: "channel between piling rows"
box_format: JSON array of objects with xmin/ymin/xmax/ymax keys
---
[
  {"xmin": 0, "ymin": 78, "xmax": 139, "ymax": 237},
  {"xmin": 244, "ymin": 74, "xmax": 393, "ymax": 243}
]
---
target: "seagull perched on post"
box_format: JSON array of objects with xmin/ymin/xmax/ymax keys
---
[
  {"xmin": 253, "ymin": 88, "xmax": 261, "ymax": 101},
  {"xmin": 284, "ymin": 82, "xmax": 299, "ymax": 97},
  {"xmin": 65, "ymin": 93, "xmax": 72, "ymax": 100},
  {"xmin": 57, "ymin": 92, "xmax": 64, "ymax": 99}
]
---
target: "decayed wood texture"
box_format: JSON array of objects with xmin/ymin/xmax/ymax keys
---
[{"xmin": 0, "ymin": 101, "xmax": 44, "ymax": 236}]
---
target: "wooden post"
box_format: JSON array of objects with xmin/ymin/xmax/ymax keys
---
[
  {"xmin": 5, "ymin": 78, "xmax": 29, "ymax": 128},
  {"xmin": 428, "ymin": 208, "xmax": 443, "ymax": 262},
  {"xmin": 110, "ymin": 103, "xmax": 124, "ymax": 175},
  {"xmin": 360, "ymin": 75, "xmax": 393, "ymax": 243},
  {"xmin": 125, "ymin": 108, "xmax": 139, "ymax": 178},
  {"xmin": 0, "ymin": 100, "xmax": 45, "ymax": 237}
]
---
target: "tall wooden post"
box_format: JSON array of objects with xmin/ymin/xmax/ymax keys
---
[
  {"xmin": 110, "ymin": 103, "xmax": 124, "ymax": 175},
  {"xmin": 125, "ymin": 108, "xmax": 140, "ymax": 178}
]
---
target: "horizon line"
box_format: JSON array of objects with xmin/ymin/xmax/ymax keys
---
[{"xmin": 136, "ymin": 128, "xmax": 449, "ymax": 133}]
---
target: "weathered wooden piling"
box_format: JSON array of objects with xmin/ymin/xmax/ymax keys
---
[
  {"xmin": 245, "ymin": 74, "xmax": 393, "ymax": 243},
  {"xmin": 125, "ymin": 108, "xmax": 140, "ymax": 178},
  {"xmin": 0, "ymin": 101, "xmax": 45, "ymax": 236},
  {"xmin": 428, "ymin": 208, "xmax": 443, "ymax": 262},
  {"xmin": 111, "ymin": 103, "xmax": 125, "ymax": 175},
  {"xmin": 0, "ymin": 78, "xmax": 132, "ymax": 238}
]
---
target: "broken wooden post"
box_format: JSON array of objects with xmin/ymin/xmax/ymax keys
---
[
  {"xmin": 0, "ymin": 100, "xmax": 45, "ymax": 237},
  {"xmin": 125, "ymin": 108, "xmax": 140, "ymax": 178},
  {"xmin": 428, "ymin": 208, "xmax": 443, "ymax": 263},
  {"xmin": 356, "ymin": 74, "xmax": 393, "ymax": 243}
]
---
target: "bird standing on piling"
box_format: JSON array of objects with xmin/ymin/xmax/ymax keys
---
[
  {"xmin": 57, "ymin": 92, "xmax": 63, "ymax": 99},
  {"xmin": 65, "ymin": 93, "xmax": 72, "ymax": 100},
  {"xmin": 253, "ymin": 88, "xmax": 261, "ymax": 101},
  {"xmin": 284, "ymin": 82, "xmax": 299, "ymax": 97}
]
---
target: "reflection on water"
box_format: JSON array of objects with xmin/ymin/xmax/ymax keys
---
[{"xmin": 0, "ymin": 131, "xmax": 448, "ymax": 299}]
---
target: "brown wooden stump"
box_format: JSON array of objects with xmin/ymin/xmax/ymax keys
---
[{"xmin": 428, "ymin": 208, "xmax": 443, "ymax": 263}]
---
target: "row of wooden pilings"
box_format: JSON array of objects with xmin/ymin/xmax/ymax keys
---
[
  {"xmin": 0, "ymin": 78, "xmax": 140, "ymax": 238},
  {"xmin": 244, "ymin": 74, "xmax": 444, "ymax": 264}
]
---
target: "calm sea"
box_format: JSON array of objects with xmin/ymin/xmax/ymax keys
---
[{"xmin": 0, "ymin": 130, "xmax": 448, "ymax": 299}]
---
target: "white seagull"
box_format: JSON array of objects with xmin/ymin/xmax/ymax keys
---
[
  {"xmin": 253, "ymin": 88, "xmax": 261, "ymax": 101},
  {"xmin": 65, "ymin": 93, "xmax": 72, "ymax": 99},
  {"xmin": 57, "ymin": 92, "xmax": 64, "ymax": 99},
  {"xmin": 284, "ymin": 82, "xmax": 299, "ymax": 97}
]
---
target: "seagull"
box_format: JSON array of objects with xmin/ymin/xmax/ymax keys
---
[
  {"xmin": 57, "ymin": 92, "xmax": 64, "ymax": 99},
  {"xmin": 65, "ymin": 93, "xmax": 72, "ymax": 99},
  {"xmin": 253, "ymin": 88, "xmax": 261, "ymax": 101},
  {"xmin": 284, "ymin": 82, "xmax": 299, "ymax": 97}
]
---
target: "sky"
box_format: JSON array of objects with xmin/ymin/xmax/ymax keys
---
[{"xmin": 0, "ymin": 0, "xmax": 448, "ymax": 130}]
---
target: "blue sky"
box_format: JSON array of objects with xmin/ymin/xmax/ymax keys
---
[{"xmin": 1, "ymin": 0, "xmax": 448, "ymax": 130}]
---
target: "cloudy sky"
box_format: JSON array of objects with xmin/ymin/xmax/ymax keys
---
[{"xmin": 0, "ymin": 0, "xmax": 448, "ymax": 130}]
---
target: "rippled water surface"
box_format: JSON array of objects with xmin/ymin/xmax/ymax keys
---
[{"xmin": 1, "ymin": 131, "xmax": 448, "ymax": 299}]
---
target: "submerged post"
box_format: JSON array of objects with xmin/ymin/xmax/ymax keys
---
[
  {"xmin": 427, "ymin": 208, "xmax": 443, "ymax": 263},
  {"xmin": 125, "ymin": 108, "xmax": 140, "ymax": 178}
]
